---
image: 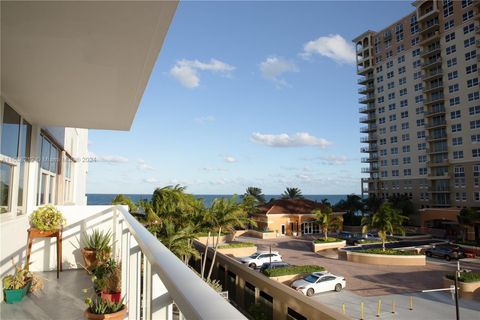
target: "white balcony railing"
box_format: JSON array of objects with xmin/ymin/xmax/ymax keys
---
[{"xmin": 115, "ymin": 205, "xmax": 246, "ymax": 320}]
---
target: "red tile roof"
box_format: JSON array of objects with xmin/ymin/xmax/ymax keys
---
[{"xmin": 257, "ymin": 198, "xmax": 327, "ymax": 215}]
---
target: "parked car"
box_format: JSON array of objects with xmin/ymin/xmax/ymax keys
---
[
  {"xmin": 260, "ymin": 261, "xmax": 290, "ymax": 273},
  {"xmin": 240, "ymin": 251, "xmax": 282, "ymax": 269},
  {"xmin": 425, "ymin": 246, "xmax": 465, "ymax": 261},
  {"xmin": 291, "ymin": 271, "xmax": 346, "ymax": 297}
]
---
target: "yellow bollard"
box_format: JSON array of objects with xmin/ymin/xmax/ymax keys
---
[
  {"xmin": 342, "ymin": 303, "xmax": 346, "ymax": 315},
  {"xmin": 360, "ymin": 302, "xmax": 364, "ymax": 320},
  {"xmin": 376, "ymin": 299, "xmax": 382, "ymax": 317},
  {"xmin": 392, "ymin": 300, "xmax": 396, "ymax": 314},
  {"xmin": 409, "ymin": 296, "xmax": 413, "ymax": 310}
]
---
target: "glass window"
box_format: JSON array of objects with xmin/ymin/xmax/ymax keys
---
[
  {"xmin": 0, "ymin": 163, "xmax": 12, "ymax": 214},
  {"xmin": 1, "ymin": 104, "xmax": 21, "ymax": 158}
]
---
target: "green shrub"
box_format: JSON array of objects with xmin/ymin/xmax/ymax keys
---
[
  {"xmin": 263, "ymin": 265, "xmax": 324, "ymax": 277},
  {"xmin": 314, "ymin": 237, "xmax": 342, "ymax": 243},
  {"xmin": 218, "ymin": 242, "xmax": 255, "ymax": 249},
  {"xmin": 355, "ymin": 248, "xmax": 418, "ymax": 256},
  {"xmin": 195, "ymin": 231, "xmax": 230, "ymax": 238},
  {"xmin": 446, "ymin": 271, "xmax": 480, "ymax": 283},
  {"xmin": 29, "ymin": 205, "xmax": 66, "ymax": 231}
]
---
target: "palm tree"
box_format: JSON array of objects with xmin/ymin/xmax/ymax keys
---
[
  {"xmin": 313, "ymin": 207, "xmax": 343, "ymax": 241},
  {"xmin": 150, "ymin": 220, "xmax": 199, "ymax": 263},
  {"xmin": 281, "ymin": 187, "xmax": 303, "ymax": 199},
  {"xmin": 245, "ymin": 187, "xmax": 265, "ymax": 204},
  {"xmin": 203, "ymin": 195, "xmax": 254, "ymax": 281},
  {"xmin": 111, "ymin": 194, "xmax": 137, "ymax": 213},
  {"xmin": 361, "ymin": 203, "xmax": 408, "ymax": 251},
  {"xmin": 363, "ymin": 194, "xmax": 383, "ymax": 214}
]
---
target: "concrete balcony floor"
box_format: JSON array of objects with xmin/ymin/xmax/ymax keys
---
[{"xmin": 1, "ymin": 270, "xmax": 91, "ymax": 320}]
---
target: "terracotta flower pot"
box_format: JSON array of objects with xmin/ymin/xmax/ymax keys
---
[
  {"xmin": 84, "ymin": 306, "xmax": 127, "ymax": 320},
  {"xmin": 81, "ymin": 248, "xmax": 98, "ymax": 270},
  {"xmin": 101, "ymin": 291, "xmax": 122, "ymax": 303}
]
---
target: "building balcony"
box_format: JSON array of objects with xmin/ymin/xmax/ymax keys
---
[
  {"xmin": 420, "ymin": 44, "xmax": 441, "ymax": 58},
  {"xmin": 426, "ymin": 147, "xmax": 448, "ymax": 155},
  {"xmin": 359, "ymin": 103, "xmax": 375, "ymax": 113},
  {"xmin": 361, "ymin": 156, "xmax": 378, "ymax": 163},
  {"xmin": 421, "ymin": 58, "xmax": 442, "ymax": 69},
  {"xmin": 357, "ymin": 64, "xmax": 374, "ymax": 75},
  {"xmin": 358, "ymin": 84, "xmax": 375, "ymax": 94},
  {"xmin": 476, "ymin": 25, "xmax": 480, "ymax": 34},
  {"xmin": 425, "ymin": 119, "xmax": 446, "ymax": 129},
  {"xmin": 424, "ymin": 94, "xmax": 444, "ymax": 105},
  {"xmin": 360, "ymin": 134, "xmax": 378, "ymax": 143},
  {"xmin": 359, "ymin": 115, "xmax": 376, "ymax": 123},
  {"xmin": 360, "ymin": 125, "xmax": 377, "ymax": 133},
  {"xmin": 427, "ymin": 159, "xmax": 449, "ymax": 167},
  {"xmin": 426, "ymin": 133, "xmax": 447, "ymax": 142},
  {"xmin": 423, "ymin": 83, "xmax": 444, "ymax": 94},
  {"xmin": 0, "ymin": 205, "xmax": 245, "ymax": 320},
  {"xmin": 427, "ymin": 173, "xmax": 450, "ymax": 180},
  {"xmin": 357, "ymin": 74, "xmax": 374, "ymax": 84},
  {"xmin": 417, "ymin": 7, "xmax": 438, "ymax": 22},
  {"xmin": 360, "ymin": 146, "xmax": 378, "ymax": 153},
  {"xmin": 359, "ymin": 94, "xmax": 375, "ymax": 104},
  {"xmin": 419, "ymin": 31, "xmax": 440, "ymax": 46},
  {"xmin": 419, "ymin": 21, "xmax": 440, "ymax": 35},
  {"xmin": 422, "ymin": 68, "xmax": 443, "ymax": 81},
  {"xmin": 361, "ymin": 167, "xmax": 379, "ymax": 173},
  {"xmin": 429, "ymin": 188, "xmax": 451, "ymax": 193},
  {"xmin": 425, "ymin": 106, "xmax": 445, "ymax": 117}
]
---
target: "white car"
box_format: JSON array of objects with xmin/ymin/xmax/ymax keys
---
[
  {"xmin": 291, "ymin": 272, "xmax": 346, "ymax": 296},
  {"xmin": 240, "ymin": 251, "xmax": 282, "ymax": 269}
]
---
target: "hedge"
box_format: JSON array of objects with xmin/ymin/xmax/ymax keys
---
[
  {"xmin": 446, "ymin": 271, "xmax": 480, "ymax": 283},
  {"xmin": 355, "ymin": 248, "xmax": 418, "ymax": 256},
  {"xmin": 218, "ymin": 242, "xmax": 255, "ymax": 249},
  {"xmin": 263, "ymin": 265, "xmax": 324, "ymax": 277},
  {"xmin": 313, "ymin": 237, "xmax": 343, "ymax": 243}
]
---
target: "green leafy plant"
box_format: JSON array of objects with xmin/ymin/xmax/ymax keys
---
[
  {"xmin": 29, "ymin": 205, "xmax": 66, "ymax": 231},
  {"xmin": 355, "ymin": 248, "xmax": 418, "ymax": 255},
  {"xmin": 81, "ymin": 229, "xmax": 112, "ymax": 261},
  {"xmin": 85, "ymin": 294, "xmax": 125, "ymax": 314},
  {"xmin": 218, "ymin": 242, "xmax": 255, "ymax": 249},
  {"xmin": 2, "ymin": 263, "xmax": 43, "ymax": 294},
  {"xmin": 92, "ymin": 258, "xmax": 121, "ymax": 293},
  {"xmin": 262, "ymin": 265, "xmax": 324, "ymax": 277},
  {"xmin": 313, "ymin": 237, "xmax": 342, "ymax": 243},
  {"xmin": 446, "ymin": 271, "xmax": 480, "ymax": 283}
]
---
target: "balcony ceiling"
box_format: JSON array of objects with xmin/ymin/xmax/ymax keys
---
[{"xmin": 1, "ymin": 0, "xmax": 177, "ymax": 130}]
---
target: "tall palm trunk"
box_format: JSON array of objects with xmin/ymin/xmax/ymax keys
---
[
  {"xmin": 207, "ymin": 227, "xmax": 221, "ymax": 281},
  {"xmin": 201, "ymin": 232, "xmax": 210, "ymax": 279},
  {"xmin": 323, "ymin": 226, "xmax": 328, "ymax": 241}
]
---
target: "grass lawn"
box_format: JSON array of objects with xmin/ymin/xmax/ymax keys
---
[
  {"xmin": 446, "ymin": 271, "xmax": 480, "ymax": 283},
  {"xmin": 313, "ymin": 237, "xmax": 343, "ymax": 243},
  {"xmin": 218, "ymin": 242, "xmax": 255, "ymax": 249},
  {"xmin": 355, "ymin": 248, "xmax": 419, "ymax": 255},
  {"xmin": 263, "ymin": 265, "xmax": 324, "ymax": 277}
]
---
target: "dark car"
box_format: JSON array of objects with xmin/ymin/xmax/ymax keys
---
[
  {"xmin": 260, "ymin": 261, "xmax": 290, "ymax": 272},
  {"xmin": 425, "ymin": 246, "xmax": 465, "ymax": 261}
]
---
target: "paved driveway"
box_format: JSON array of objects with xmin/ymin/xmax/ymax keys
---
[{"xmin": 237, "ymin": 236, "xmax": 480, "ymax": 297}]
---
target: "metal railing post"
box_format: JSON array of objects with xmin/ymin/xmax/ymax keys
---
[{"xmin": 142, "ymin": 256, "xmax": 152, "ymax": 320}]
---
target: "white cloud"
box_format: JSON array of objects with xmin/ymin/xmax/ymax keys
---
[
  {"xmin": 200, "ymin": 167, "xmax": 228, "ymax": 172},
  {"xmin": 318, "ymin": 155, "xmax": 348, "ymax": 165},
  {"xmin": 194, "ymin": 115, "xmax": 215, "ymax": 125},
  {"xmin": 259, "ymin": 56, "xmax": 298, "ymax": 86},
  {"xmin": 170, "ymin": 59, "xmax": 235, "ymax": 88},
  {"xmin": 251, "ymin": 132, "xmax": 332, "ymax": 149},
  {"xmin": 87, "ymin": 152, "xmax": 128, "ymax": 164},
  {"xmin": 137, "ymin": 159, "xmax": 154, "ymax": 171},
  {"xmin": 301, "ymin": 34, "xmax": 356, "ymax": 64},
  {"xmin": 143, "ymin": 177, "xmax": 159, "ymax": 183},
  {"xmin": 224, "ymin": 156, "xmax": 237, "ymax": 163}
]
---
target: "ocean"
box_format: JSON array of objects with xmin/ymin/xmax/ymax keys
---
[{"xmin": 87, "ymin": 194, "xmax": 355, "ymax": 208}]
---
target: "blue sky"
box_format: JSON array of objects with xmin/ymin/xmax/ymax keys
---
[{"xmin": 87, "ymin": 1, "xmax": 415, "ymax": 195}]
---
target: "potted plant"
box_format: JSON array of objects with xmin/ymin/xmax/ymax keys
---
[
  {"xmin": 92, "ymin": 258, "xmax": 122, "ymax": 303},
  {"xmin": 29, "ymin": 204, "xmax": 66, "ymax": 232},
  {"xmin": 80, "ymin": 229, "xmax": 112, "ymax": 270},
  {"xmin": 2, "ymin": 264, "xmax": 43, "ymax": 304},
  {"xmin": 84, "ymin": 291, "xmax": 126, "ymax": 320}
]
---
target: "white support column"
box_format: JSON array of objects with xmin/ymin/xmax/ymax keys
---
[
  {"xmin": 142, "ymin": 256, "xmax": 152, "ymax": 320},
  {"xmin": 151, "ymin": 272, "xmax": 173, "ymax": 320},
  {"xmin": 128, "ymin": 236, "xmax": 141, "ymax": 320},
  {"xmin": 120, "ymin": 221, "xmax": 130, "ymax": 309}
]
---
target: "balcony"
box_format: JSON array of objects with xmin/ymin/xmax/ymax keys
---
[
  {"xmin": 0, "ymin": 205, "xmax": 245, "ymax": 320},
  {"xmin": 361, "ymin": 167, "xmax": 379, "ymax": 174},
  {"xmin": 419, "ymin": 31, "xmax": 440, "ymax": 46},
  {"xmin": 360, "ymin": 125, "xmax": 377, "ymax": 133},
  {"xmin": 420, "ymin": 21, "xmax": 440, "ymax": 35},
  {"xmin": 360, "ymin": 134, "xmax": 378, "ymax": 143},
  {"xmin": 358, "ymin": 84, "xmax": 375, "ymax": 94},
  {"xmin": 476, "ymin": 25, "xmax": 480, "ymax": 34},
  {"xmin": 359, "ymin": 94, "xmax": 375, "ymax": 104},
  {"xmin": 427, "ymin": 173, "xmax": 450, "ymax": 180},
  {"xmin": 361, "ymin": 156, "xmax": 378, "ymax": 163},
  {"xmin": 357, "ymin": 74, "xmax": 374, "ymax": 84},
  {"xmin": 417, "ymin": 7, "xmax": 438, "ymax": 22},
  {"xmin": 423, "ymin": 82, "xmax": 443, "ymax": 93},
  {"xmin": 424, "ymin": 94, "xmax": 444, "ymax": 105},
  {"xmin": 426, "ymin": 147, "xmax": 448, "ymax": 155},
  {"xmin": 360, "ymin": 145, "xmax": 378, "ymax": 153},
  {"xmin": 422, "ymin": 68, "xmax": 443, "ymax": 81},
  {"xmin": 425, "ymin": 119, "xmax": 446, "ymax": 129},
  {"xmin": 427, "ymin": 159, "xmax": 449, "ymax": 167},
  {"xmin": 425, "ymin": 106, "xmax": 445, "ymax": 117},
  {"xmin": 359, "ymin": 115, "xmax": 376, "ymax": 123},
  {"xmin": 420, "ymin": 44, "xmax": 441, "ymax": 57},
  {"xmin": 357, "ymin": 64, "xmax": 374, "ymax": 75},
  {"xmin": 359, "ymin": 103, "xmax": 375, "ymax": 113},
  {"xmin": 429, "ymin": 187, "xmax": 451, "ymax": 193},
  {"xmin": 421, "ymin": 58, "xmax": 442, "ymax": 69},
  {"xmin": 426, "ymin": 133, "xmax": 447, "ymax": 142}
]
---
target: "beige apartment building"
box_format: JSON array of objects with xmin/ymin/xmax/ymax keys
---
[{"xmin": 355, "ymin": 0, "xmax": 480, "ymax": 213}]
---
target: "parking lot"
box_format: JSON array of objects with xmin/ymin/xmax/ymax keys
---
[{"xmin": 237, "ymin": 236, "xmax": 480, "ymax": 297}]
